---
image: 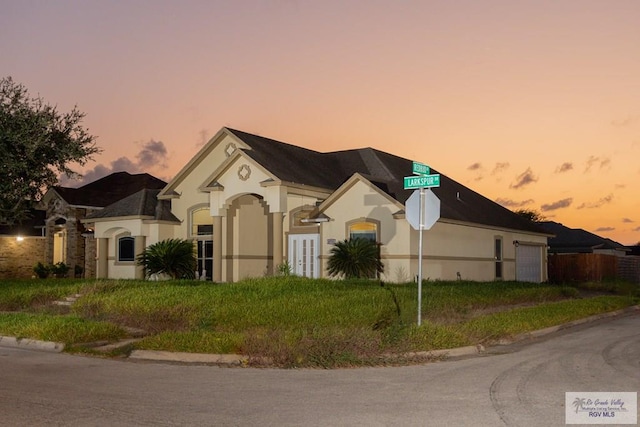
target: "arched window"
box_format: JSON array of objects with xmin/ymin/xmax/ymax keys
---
[
  {"xmin": 191, "ymin": 207, "xmax": 213, "ymax": 236},
  {"xmin": 348, "ymin": 221, "xmax": 378, "ymax": 242},
  {"xmin": 118, "ymin": 236, "xmax": 135, "ymax": 262}
]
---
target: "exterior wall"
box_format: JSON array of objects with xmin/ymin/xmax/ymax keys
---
[
  {"xmin": 92, "ymin": 220, "xmax": 178, "ymax": 279},
  {"xmin": 0, "ymin": 237, "xmax": 46, "ymax": 279},
  {"xmin": 228, "ymin": 195, "xmax": 270, "ymax": 280},
  {"xmin": 320, "ymin": 180, "xmax": 408, "ymax": 282},
  {"xmin": 319, "ymin": 180, "xmax": 548, "ymax": 283},
  {"xmin": 83, "ymin": 235, "xmax": 96, "ymax": 278},
  {"xmin": 419, "ymin": 221, "xmax": 547, "ymax": 282}
]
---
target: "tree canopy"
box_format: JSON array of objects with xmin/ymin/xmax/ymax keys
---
[
  {"xmin": 514, "ymin": 209, "xmax": 545, "ymax": 223},
  {"xmin": 0, "ymin": 76, "xmax": 100, "ymax": 224}
]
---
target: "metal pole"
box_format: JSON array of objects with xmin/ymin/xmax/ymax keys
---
[{"xmin": 418, "ymin": 187, "xmax": 424, "ymax": 326}]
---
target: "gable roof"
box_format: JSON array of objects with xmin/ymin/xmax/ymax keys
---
[
  {"xmin": 226, "ymin": 128, "xmax": 545, "ymax": 234},
  {"xmin": 85, "ymin": 188, "xmax": 179, "ymax": 222},
  {"xmin": 51, "ymin": 172, "xmax": 167, "ymax": 208},
  {"xmin": 538, "ymin": 221, "xmax": 628, "ymax": 253}
]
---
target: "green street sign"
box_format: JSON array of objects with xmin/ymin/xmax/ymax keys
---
[
  {"xmin": 403, "ymin": 174, "xmax": 440, "ymax": 190},
  {"xmin": 412, "ymin": 161, "xmax": 430, "ymax": 176}
]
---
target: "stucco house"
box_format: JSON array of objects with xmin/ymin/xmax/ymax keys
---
[{"xmin": 84, "ymin": 127, "xmax": 549, "ymax": 283}]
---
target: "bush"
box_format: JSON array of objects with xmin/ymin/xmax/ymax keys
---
[
  {"xmin": 50, "ymin": 262, "xmax": 70, "ymax": 278},
  {"xmin": 327, "ymin": 238, "xmax": 383, "ymax": 279},
  {"xmin": 136, "ymin": 239, "xmax": 197, "ymax": 280},
  {"xmin": 33, "ymin": 262, "xmax": 50, "ymax": 279}
]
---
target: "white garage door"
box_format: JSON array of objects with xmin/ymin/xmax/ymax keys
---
[{"xmin": 516, "ymin": 244, "xmax": 542, "ymax": 283}]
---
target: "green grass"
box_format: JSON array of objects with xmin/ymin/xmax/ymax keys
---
[
  {"xmin": 0, "ymin": 277, "xmax": 637, "ymax": 367},
  {"xmin": 0, "ymin": 279, "xmax": 83, "ymax": 311},
  {"xmin": 0, "ymin": 312, "xmax": 127, "ymax": 345}
]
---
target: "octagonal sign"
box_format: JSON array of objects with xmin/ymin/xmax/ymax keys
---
[{"xmin": 405, "ymin": 189, "xmax": 440, "ymax": 230}]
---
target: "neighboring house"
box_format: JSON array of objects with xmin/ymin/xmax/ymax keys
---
[
  {"xmin": 538, "ymin": 221, "xmax": 629, "ymax": 256},
  {"xmin": 0, "ymin": 209, "xmax": 46, "ymax": 278},
  {"xmin": 538, "ymin": 221, "xmax": 639, "ymax": 283},
  {"xmin": 86, "ymin": 127, "xmax": 550, "ymax": 283},
  {"xmin": 39, "ymin": 172, "xmax": 167, "ymax": 278}
]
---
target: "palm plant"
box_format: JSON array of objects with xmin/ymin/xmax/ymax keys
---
[
  {"xmin": 327, "ymin": 238, "xmax": 383, "ymax": 279},
  {"xmin": 136, "ymin": 238, "xmax": 197, "ymax": 280}
]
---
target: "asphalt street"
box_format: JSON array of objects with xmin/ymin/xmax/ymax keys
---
[{"xmin": 0, "ymin": 312, "xmax": 638, "ymax": 426}]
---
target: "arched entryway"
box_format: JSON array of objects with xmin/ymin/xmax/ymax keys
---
[{"xmin": 226, "ymin": 194, "xmax": 272, "ymax": 281}]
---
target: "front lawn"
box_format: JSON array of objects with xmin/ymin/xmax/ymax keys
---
[{"xmin": 0, "ymin": 277, "xmax": 637, "ymax": 367}]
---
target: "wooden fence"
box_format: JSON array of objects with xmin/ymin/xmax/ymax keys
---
[{"xmin": 548, "ymin": 253, "xmax": 619, "ymax": 284}]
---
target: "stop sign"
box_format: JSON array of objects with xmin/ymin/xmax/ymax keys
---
[{"xmin": 405, "ymin": 189, "xmax": 440, "ymax": 230}]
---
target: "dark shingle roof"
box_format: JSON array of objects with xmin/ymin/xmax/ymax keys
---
[
  {"xmin": 538, "ymin": 221, "xmax": 628, "ymax": 253},
  {"xmin": 86, "ymin": 189, "xmax": 179, "ymax": 222},
  {"xmin": 54, "ymin": 172, "xmax": 167, "ymax": 207},
  {"xmin": 227, "ymin": 128, "xmax": 545, "ymax": 234}
]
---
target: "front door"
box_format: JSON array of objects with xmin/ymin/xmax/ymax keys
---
[{"xmin": 288, "ymin": 234, "xmax": 319, "ymax": 278}]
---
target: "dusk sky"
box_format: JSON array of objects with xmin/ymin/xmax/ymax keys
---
[{"xmin": 3, "ymin": 1, "xmax": 639, "ymax": 244}]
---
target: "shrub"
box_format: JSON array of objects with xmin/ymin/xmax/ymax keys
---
[
  {"xmin": 50, "ymin": 262, "xmax": 70, "ymax": 278},
  {"xmin": 327, "ymin": 238, "xmax": 383, "ymax": 279},
  {"xmin": 33, "ymin": 262, "xmax": 50, "ymax": 279},
  {"xmin": 136, "ymin": 238, "xmax": 197, "ymax": 280}
]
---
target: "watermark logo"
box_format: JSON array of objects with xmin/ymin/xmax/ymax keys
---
[{"xmin": 566, "ymin": 392, "xmax": 637, "ymax": 424}]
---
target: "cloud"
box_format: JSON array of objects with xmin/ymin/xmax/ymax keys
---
[
  {"xmin": 622, "ymin": 218, "xmax": 634, "ymax": 223},
  {"xmin": 59, "ymin": 139, "xmax": 170, "ymax": 187},
  {"xmin": 467, "ymin": 162, "xmax": 482, "ymax": 171},
  {"xmin": 510, "ymin": 167, "xmax": 538, "ymax": 189},
  {"xmin": 595, "ymin": 226, "xmax": 615, "ymax": 232},
  {"xmin": 135, "ymin": 139, "xmax": 168, "ymax": 170},
  {"xmin": 577, "ymin": 194, "xmax": 613, "ymax": 209},
  {"xmin": 611, "ymin": 115, "xmax": 639, "ymax": 127},
  {"xmin": 634, "ymin": 226, "xmax": 640, "ymax": 232},
  {"xmin": 584, "ymin": 156, "xmax": 611, "ymax": 173},
  {"xmin": 495, "ymin": 198, "xmax": 534, "ymax": 208},
  {"xmin": 541, "ymin": 198, "xmax": 573, "ymax": 212},
  {"xmin": 491, "ymin": 162, "xmax": 509, "ymax": 175},
  {"xmin": 555, "ymin": 162, "xmax": 573, "ymax": 173}
]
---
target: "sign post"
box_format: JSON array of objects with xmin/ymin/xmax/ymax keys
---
[{"xmin": 404, "ymin": 163, "xmax": 441, "ymax": 326}]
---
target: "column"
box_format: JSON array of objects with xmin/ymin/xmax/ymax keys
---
[
  {"xmin": 272, "ymin": 212, "xmax": 283, "ymax": 274},
  {"xmin": 97, "ymin": 238, "xmax": 108, "ymax": 278},
  {"xmin": 213, "ymin": 215, "xmax": 222, "ymax": 282},
  {"xmin": 134, "ymin": 236, "xmax": 146, "ymax": 280}
]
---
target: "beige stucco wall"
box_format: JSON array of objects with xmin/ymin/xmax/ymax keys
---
[
  {"xmin": 319, "ymin": 179, "xmax": 548, "ymax": 283},
  {"xmin": 92, "ymin": 220, "xmax": 178, "ymax": 279},
  {"xmin": 320, "ymin": 179, "xmax": 408, "ymax": 282}
]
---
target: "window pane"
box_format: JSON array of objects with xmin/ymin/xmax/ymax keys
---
[
  {"xmin": 192, "ymin": 208, "xmax": 212, "ymax": 235},
  {"xmin": 349, "ymin": 222, "xmax": 377, "ymax": 242},
  {"xmin": 118, "ymin": 237, "xmax": 135, "ymax": 262},
  {"xmin": 197, "ymin": 224, "xmax": 213, "ymax": 235}
]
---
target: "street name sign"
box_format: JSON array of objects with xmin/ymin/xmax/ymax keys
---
[
  {"xmin": 412, "ymin": 161, "xmax": 430, "ymax": 176},
  {"xmin": 403, "ymin": 174, "xmax": 440, "ymax": 190}
]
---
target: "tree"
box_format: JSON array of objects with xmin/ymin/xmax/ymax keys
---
[
  {"xmin": 0, "ymin": 76, "xmax": 100, "ymax": 224},
  {"xmin": 327, "ymin": 238, "xmax": 384, "ymax": 279},
  {"xmin": 514, "ymin": 208, "xmax": 545, "ymax": 223},
  {"xmin": 136, "ymin": 239, "xmax": 197, "ymax": 280}
]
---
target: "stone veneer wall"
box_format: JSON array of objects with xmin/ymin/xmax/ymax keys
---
[
  {"xmin": 0, "ymin": 237, "xmax": 46, "ymax": 279},
  {"xmin": 83, "ymin": 235, "xmax": 97, "ymax": 278}
]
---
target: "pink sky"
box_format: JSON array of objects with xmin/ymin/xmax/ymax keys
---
[{"xmin": 3, "ymin": 1, "xmax": 639, "ymax": 244}]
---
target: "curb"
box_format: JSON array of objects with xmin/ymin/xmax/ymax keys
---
[
  {"xmin": 0, "ymin": 336, "xmax": 64, "ymax": 353},
  {"xmin": 129, "ymin": 350, "xmax": 248, "ymax": 365}
]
